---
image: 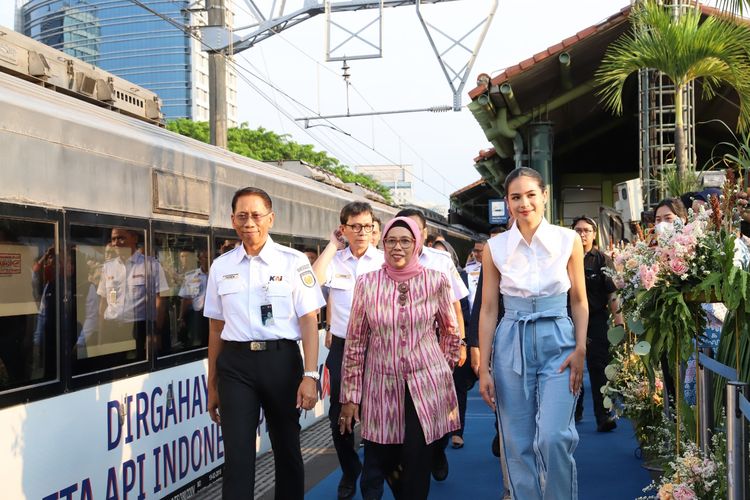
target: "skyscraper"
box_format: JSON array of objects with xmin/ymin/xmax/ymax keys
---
[{"xmin": 17, "ymin": 0, "xmax": 238, "ymax": 124}]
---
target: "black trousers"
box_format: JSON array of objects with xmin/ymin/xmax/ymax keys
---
[
  {"xmin": 326, "ymin": 336, "xmax": 363, "ymax": 481},
  {"xmin": 576, "ymin": 313, "xmax": 611, "ymax": 423},
  {"xmin": 217, "ymin": 340, "xmax": 304, "ymax": 500},
  {"xmin": 361, "ymin": 388, "xmax": 434, "ymax": 500},
  {"xmin": 451, "ymin": 348, "xmax": 477, "ymax": 437}
]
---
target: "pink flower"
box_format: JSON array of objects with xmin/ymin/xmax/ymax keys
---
[
  {"xmin": 669, "ymin": 257, "xmax": 689, "ymax": 276},
  {"xmin": 639, "ymin": 264, "xmax": 658, "ymax": 290},
  {"xmin": 672, "ymin": 484, "xmax": 697, "ymax": 500}
]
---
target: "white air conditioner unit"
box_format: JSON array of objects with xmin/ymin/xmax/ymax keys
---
[{"xmin": 614, "ymin": 178, "xmax": 643, "ymax": 222}]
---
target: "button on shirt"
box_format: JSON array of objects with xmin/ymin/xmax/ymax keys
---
[
  {"xmin": 203, "ymin": 237, "xmax": 326, "ymax": 341},
  {"xmin": 419, "ymin": 246, "xmax": 469, "ymax": 301},
  {"xmin": 487, "ymin": 218, "xmax": 577, "ymax": 298},
  {"xmin": 97, "ymin": 252, "xmax": 169, "ymax": 322},
  {"xmin": 179, "ymin": 268, "xmax": 208, "ymax": 311},
  {"xmin": 323, "ymin": 245, "xmax": 384, "ymax": 339}
]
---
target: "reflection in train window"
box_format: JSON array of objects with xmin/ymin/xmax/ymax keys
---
[
  {"xmin": 214, "ymin": 235, "xmax": 240, "ymax": 259},
  {"xmin": 0, "ymin": 218, "xmax": 57, "ymax": 391},
  {"xmin": 70, "ymin": 225, "xmax": 164, "ymax": 374},
  {"xmin": 154, "ymin": 232, "xmax": 210, "ymax": 355}
]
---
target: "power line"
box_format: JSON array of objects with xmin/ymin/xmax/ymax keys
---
[{"xmin": 128, "ymin": 0, "xmax": 455, "ymax": 199}]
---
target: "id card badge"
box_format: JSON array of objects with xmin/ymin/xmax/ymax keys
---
[
  {"xmin": 108, "ymin": 289, "xmax": 117, "ymax": 305},
  {"xmin": 260, "ymin": 303, "xmax": 274, "ymax": 326}
]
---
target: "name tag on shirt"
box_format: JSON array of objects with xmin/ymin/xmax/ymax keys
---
[{"xmin": 260, "ymin": 303, "xmax": 274, "ymax": 326}]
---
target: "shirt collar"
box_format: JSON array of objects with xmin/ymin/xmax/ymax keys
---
[
  {"xmin": 343, "ymin": 244, "xmax": 378, "ymax": 262},
  {"xmin": 506, "ymin": 218, "xmax": 555, "ymax": 255},
  {"xmin": 233, "ymin": 236, "xmax": 276, "ymax": 265}
]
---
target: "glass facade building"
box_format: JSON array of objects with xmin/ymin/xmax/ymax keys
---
[{"xmin": 18, "ymin": 0, "xmax": 238, "ymax": 123}]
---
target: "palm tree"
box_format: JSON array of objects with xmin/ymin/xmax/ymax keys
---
[
  {"xmin": 595, "ymin": 0, "xmax": 750, "ymax": 183},
  {"xmin": 718, "ymin": 0, "xmax": 750, "ymax": 15}
]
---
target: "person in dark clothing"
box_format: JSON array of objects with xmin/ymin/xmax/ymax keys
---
[{"xmin": 571, "ymin": 216, "xmax": 624, "ymax": 432}]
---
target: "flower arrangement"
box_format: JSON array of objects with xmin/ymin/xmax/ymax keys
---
[
  {"xmin": 638, "ymin": 434, "xmax": 727, "ymax": 500},
  {"xmin": 605, "ymin": 170, "xmax": 750, "ymax": 373},
  {"xmin": 602, "ymin": 340, "xmax": 664, "ymax": 451}
]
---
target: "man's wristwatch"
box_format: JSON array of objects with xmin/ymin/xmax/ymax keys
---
[{"xmin": 303, "ymin": 371, "xmax": 320, "ymax": 381}]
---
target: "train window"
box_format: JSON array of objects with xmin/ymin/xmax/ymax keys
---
[
  {"xmin": 70, "ymin": 225, "xmax": 165, "ymax": 374},
  {"xmin": 153, "ymin": 232, "xmax": 210, "ymax": 356},
  {"xmin": 213, "ymin": 234, "xmax": 240, "ymax": 259},
  {"xmin": 0, "ymin": 218, "xmax": 58, "ymax": 392}
]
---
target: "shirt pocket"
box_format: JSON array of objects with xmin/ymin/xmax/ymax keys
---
[
  {"xmin": 328, "ymin": 276, "xmax": 354, "ymax": 308},
  {"xmin": 218, "ymin": 278, "xmax": 246, "ymax": 312},
  {"xmin": 267, "ymin": 281, "xmax": 294, "ymax": 320}
]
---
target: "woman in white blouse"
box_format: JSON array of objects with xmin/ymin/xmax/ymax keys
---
[{"xmin": 477, "ymin": 167, "xmax": 588, "ymax": 500}]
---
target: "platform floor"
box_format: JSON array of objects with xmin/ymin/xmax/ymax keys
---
[{"xmin": 197, "ymin": 376, "xmax": 652, "ymax": 499}]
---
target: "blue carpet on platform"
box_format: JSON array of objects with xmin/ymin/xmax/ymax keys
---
[{"xmin": 306, "ymin": 372, "xmax": 651, "ymax": 499}]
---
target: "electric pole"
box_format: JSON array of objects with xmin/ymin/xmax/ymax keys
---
[{"xmin": 208, "ymin": 0, "xmax": 227, "ymax": 148}]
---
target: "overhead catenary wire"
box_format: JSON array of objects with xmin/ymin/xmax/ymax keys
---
[{"xmin": 129, "ymin": 0, "xmax": 455, "ymax": 199}]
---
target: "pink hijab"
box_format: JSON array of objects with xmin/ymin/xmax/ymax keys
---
[{"xmin": 381, "ymin": 216, "xmax": 424, "ymax": 282}]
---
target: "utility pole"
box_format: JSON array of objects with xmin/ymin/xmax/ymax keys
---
[{"xmin": 208, "ymin": 0, "xmax": 227, "ymax": 148}]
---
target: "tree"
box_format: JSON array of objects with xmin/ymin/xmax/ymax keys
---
[
  {"xmin": 718, "ymin": 0, "xmax": 750, "ymax": 15},
  {"xmin": 166, "ymin": 119, "xmax": 392, "ymax": 201},
  {"xmin": 596, "ymin": 0, "xmax": 750, "ymax": 183}
]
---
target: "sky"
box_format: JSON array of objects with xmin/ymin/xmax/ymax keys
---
[{"xmin": 1, "ymin": 0, "xmax": 638, "ymax": 206}]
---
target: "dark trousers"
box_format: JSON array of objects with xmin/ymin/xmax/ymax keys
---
[
  {"xmin": 576, "ymin": 313, "xmax": 611, "ymax": 423},
  {"xmin": 326, "ymin": 336, "xmax": 363, "ymax": 481},
  {"xmin": 361, "ymin": 388, "xmax": 434, "ymax": 500},
  {"xmin": 451, "ymin": 349, "xmax": 477, "ymax": 437},
  {"xmin": 217, "ymin": 341, "xmax": 304, "ymax": 500}
]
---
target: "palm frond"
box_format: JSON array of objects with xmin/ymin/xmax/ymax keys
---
[{"xmin": 596, "ymin": 0, "xmax": 750, "ymax": 132}]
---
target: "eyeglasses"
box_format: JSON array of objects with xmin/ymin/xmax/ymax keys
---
[
  {"xmin": 574, "ymin": 228, "xmax": 594, "ymax": 234},
  {"xmin": 344, "ymin": 223, "xmax": 374, "ymax": 233},
  {"xmin": 234, "ymin": 211, "xmax": 272, "ymax": 224},
  {"xmin": 398, "ymin": 282, "xmax": 409, "ymax": 306},
  {"xmin": 384, "ymin": 237, "xmax": 415, "ymax": 249}
]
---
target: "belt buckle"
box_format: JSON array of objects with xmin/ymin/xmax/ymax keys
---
[{"xmin": 250, "ymin": 341, "xmax": 266, "ymax": 351}]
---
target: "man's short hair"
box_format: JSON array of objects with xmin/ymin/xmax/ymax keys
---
[
  {"xmin": 424, "ymin": 234, "xmax": 438, "ymax": 247},
  {"xmin": 372, "ymin": 216, "xmax": 381, "ymax": 226},
  {"xmin": 488, "ymin": 226, "xmax": 505, "ymax": 236},
  {"xmin": 302, "ymin": 247, "xmax": 318, "ymax": 255},
  {"xmin": 340, "ymin": 202, "xmax": 373, "ymax": 225},
  {"xmin": 232, "ymin": 187, "xmax": 272, "ymax": 213},
  {"xmin": 395, "ymin": 208, "xmax": 426, "ymax": 229},
  {"xmin": 474, "ymin": 238, "xmax": 488, "ymax": 245}
]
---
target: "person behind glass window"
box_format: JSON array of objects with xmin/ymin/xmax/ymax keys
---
[
  {"xmin": 178, "ymin": 248, "xmax": 209, "ymax": 347},
  {"xmin": 339, "ymin": 216, "xmax": 460, "ymax": 500},
  {"xmin": 97, "ymin": 228, "xmax": 168, "ymax": 359}
]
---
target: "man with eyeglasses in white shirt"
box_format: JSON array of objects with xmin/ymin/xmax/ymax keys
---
[{"xmin": 313, "ymin": 201, "xmax": 384, "ymax": 499}]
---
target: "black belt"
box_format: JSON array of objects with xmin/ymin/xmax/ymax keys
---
[
  {"xmin": 330, "ymin": 335, "xmax": 346, "ymax": 346},
  {"xmin": 226, "ymin": 339, "xmax": 295, "ymax": 351}
]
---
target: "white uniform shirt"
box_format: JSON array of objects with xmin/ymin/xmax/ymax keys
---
[
  {"xmin": 203, "ymin": 237, "xmax": 326, "ymax": 341},
  {"xmin": 97, "ymin": 251, "xmax": 169, "ymax": 322},
  {"xmin": 464, "ymin": 261, "xmax": 482, "ymax": 312},
  {"xmin": 487, "ymin": 218, "xmax": 577, "ymax": 298},
  {"xmin": 419, "ymin": 246, "xmax": 469, "ymax": 301},
  {"xmin": 179, "ymin": 268, "xmax": 208, "ymax": 311},
  {"xmin": 323, "ymin": 245, "xmax": 384, "ymax": 339}
]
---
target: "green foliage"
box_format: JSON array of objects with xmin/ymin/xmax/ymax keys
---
[
  {"xmin": 597, "ymin": 1, "xmax": 750, "ymax": 132},
  {"xmin": 166, "ymin": 119, "xmax": 392, "ymax": 202}
]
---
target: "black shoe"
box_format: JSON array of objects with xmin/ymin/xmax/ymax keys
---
[
  {"xmin": 491, "ymin": 433, "xmax": 500, "ymax": 458},
  {"xmin": 337, "ymin": 475, "xmax": 357, "ymax": 499},
  {"xmin": 575, "ymin": 406, "xmax": 584, "ymax": 424},
  {"xmin": 431, "ymin": 450, "xmax": 449, "ymax": 481},
  {"xmin": 596, "ymin": 417, "xmax": 617, "ymax": 433}
]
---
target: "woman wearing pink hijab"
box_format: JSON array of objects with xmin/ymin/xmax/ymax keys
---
[{"xmin": 339, "ymin": 216, "xmax": 461, "ymax": 499}]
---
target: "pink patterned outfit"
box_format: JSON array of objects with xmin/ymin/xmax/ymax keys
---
[{"xmin": 341, "ymin": 267, "xmax": 461, "ymax": 445}]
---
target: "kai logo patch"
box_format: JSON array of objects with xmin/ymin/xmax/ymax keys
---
[{"xmin": 300, "ymin": 270, "xmax": 315, "ymax": 288}]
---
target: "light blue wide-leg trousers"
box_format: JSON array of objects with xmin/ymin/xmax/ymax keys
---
[{"xmin": 492, "ymin": 293, "xmax": 579, "ymax": 500}]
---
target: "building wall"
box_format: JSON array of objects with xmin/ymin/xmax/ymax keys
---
[
  {"xmin": 18, "ymin": 0, "xmax": 237, "ymax": 125},
  {"xmin": 356, "ymin": 164, "xmax": 414, "ymax": 206}
]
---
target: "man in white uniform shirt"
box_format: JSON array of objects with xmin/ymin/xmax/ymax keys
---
[
  {"xmin": 178, "ymin": 248, "xmax": 209, "ymax": 347},
  {"xmin": 396, "ymin": 208, "xmax": 469, "ymax": 482},
  {"xmin": 98, "ymin": 228, "xmax": 169, "ymax": 359},
  {"xmin": 204, "ymin": 187, "xmax": 325, "ymax": 500},
  {"xmin": 464, "ymin": 240, "xmax": 485, "ymax": 313},
  {"xmin": 312, "ymin": 201, "xmax": 384, "ymax": 499}
]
